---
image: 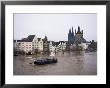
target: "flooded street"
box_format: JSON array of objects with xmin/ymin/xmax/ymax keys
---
[{"xmin": 14, "ymin": 51, "xmax": 97, "ymax": 75}]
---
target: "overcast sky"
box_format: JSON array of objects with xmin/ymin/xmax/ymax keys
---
[{"xmin": 14, "ymin": 13, "xmax": 97, "ymax": 42}]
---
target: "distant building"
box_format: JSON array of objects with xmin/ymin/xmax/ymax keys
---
[
  {"xmin": 68, "ymin": 26, "xmax": 90, "ymax": 51},
  {"xmin": 49, "ymin": 41, "xmax": 67, "ymax": 53},
  {"xmin": 57, "ymin": 41, "xmax": 66, "ymax": 52},
  {"xmin": 74, "ymin": 26, "xmax": 89, "ymax": 50},
  {"xmin": 88, "ymin": 40, "xmax": 97, "ymax": 51},
  {"xmin": 14, "ymin": 25, "xmax": 96, "ymax": 54},
  {"xmin": 68, "ymin": 27, "xmax": 75, "ymax": 44},
  {"xmin": 74, "ymin": 26, "xmax": 86, "ymax": 44}
]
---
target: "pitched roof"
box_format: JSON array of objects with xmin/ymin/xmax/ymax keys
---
[
  {"xmin": 14, "ymin": 35, "xmax": 35, "ymax": 42},
  {"xmin": 26, "ymin": 35, "xmax": 35, "ymax": 42}
]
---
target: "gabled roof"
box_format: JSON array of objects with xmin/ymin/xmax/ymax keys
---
[
  {"xmin": 14, "ymin": 35, "xmax": 35, "ymax": 42},
  {"xmin": 26, "ymin": 35, "xmax": 35, "ymax": 42}
]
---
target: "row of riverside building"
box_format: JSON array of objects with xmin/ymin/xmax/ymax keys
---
[
  {"xmin": 14, "ymin": 26, "xmax": 97, "ymax": 54},
  {"xmin": 14, "ymin": 35, "xmax": 67, "ymax": 54}
]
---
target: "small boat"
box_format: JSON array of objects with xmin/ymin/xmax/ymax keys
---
[
  {"xmin": 44, "ymin": 58, "xmax": 57, "ymax": 64},
  {"xmin": 34, "ymin": 58, "xmax": 58, "ymax": 65},
  {"xmin": 34, "ymin": 60, "xmax": 45, "ymax": 65}
]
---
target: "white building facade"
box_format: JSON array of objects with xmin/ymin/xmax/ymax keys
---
[
  {"xmin": 14, "ymin": 35, "xmax": 38, "ymax": 53},
  {"xmin": 49, "ymin": 41, "xmax": 56, "ymax": 52},
  {"xmin": 36, "ymin": 38, "xmax": 43, "ymax": 52},
  {"xmin": 56, "ymin": 41, "xmax": 66, "ymax": 52}
]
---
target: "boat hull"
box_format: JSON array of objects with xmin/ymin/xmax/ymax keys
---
[{"xmin": 34, "ymin": 58, "xmax": 57, "ymax": 65}]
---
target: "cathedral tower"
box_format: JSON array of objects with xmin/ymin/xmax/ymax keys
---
[
  {"xmin": 74, "ymin": 26, "xmax": 86, "ymax": 44},
  {"xmin": 68, "ymin": 27, "xmax": 75, "ymax": 44}
]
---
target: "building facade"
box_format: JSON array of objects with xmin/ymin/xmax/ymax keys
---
[
  {"xmin": 43, "ymin": 36, "xmax": 49, "ymax": 55},
  {"xmin": 14, "ymin": 35, "xmax": 37, "ymax": 54},
  {"xmin": 36, "ymin": 38, "xmax": 43, "ymax": 52},
  {"xmin": 49, "ymin": 41, "xmax": 56, "ymax": 52},
  {"xmin": 74, "ymin": 26, "xmax": 86, "ymax": 44},
  {"xmin": 56, "ymin": 41, "xmax": 66, "ymax": 52}
]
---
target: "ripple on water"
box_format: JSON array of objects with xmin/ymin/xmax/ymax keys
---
[{"xmin": 14, "ymin": 52, "xmax": 97, "ymax": 75}]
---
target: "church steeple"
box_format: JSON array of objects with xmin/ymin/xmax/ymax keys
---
[
  {"xmin": 78, "ymin": 26, "xmax": 80, "ymax": 33},
  {"xmin": 68, "ymin": 27, "xmax": 75, "ymax": 44},
  {"xmin": 74, "ymin": 26, "xmax": 86, "ymax": 44},
  {"xmin": 71, "ymin": 27, "xmax": 74, "ymax": 36},
  {"xmin": 44, "ymin": 36, "xmax": 48, "ymax": 42},
  {"xmin": 72, "ymin": 27, "xmax": 74, "ymax": 33},
  {"xmin": 75, "ymin": 29, "xmax": 76, "ymax": 34},
  {"xmin": 69, "ymin": 29, "xmax": 71, "ymax": 33},
  {"xmin": 76, "ymin": 26, "xmax": 82, "ymax": 34}
]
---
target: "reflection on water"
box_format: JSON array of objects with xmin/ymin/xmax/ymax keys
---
[{"xmin": 14, "ymin": 51, "xmax": 97, "ymax": 75}]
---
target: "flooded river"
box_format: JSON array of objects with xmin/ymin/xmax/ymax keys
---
[{"xmin": 13, "ymin": 51, "xmax": 97, "ymax": 75}]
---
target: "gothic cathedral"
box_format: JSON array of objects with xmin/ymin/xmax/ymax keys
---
[{"xmin": 68, "ymin": 26, "xmax": 86, "ymax": 44}]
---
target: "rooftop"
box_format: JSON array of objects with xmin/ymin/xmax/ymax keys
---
[{"xmin": 14, "ymin": 35, "xmax": 35, "ymax": 42}]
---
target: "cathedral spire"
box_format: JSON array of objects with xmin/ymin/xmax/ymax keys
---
[
  {"xmin": 44, "ymin": 36, "xmax": 48, "ymax": 42},
  {"xmin": 72, "ymin": 27, "xmax": 73, "ymax": 33},
  {"xmin": 78, "ymin": 26, "xmax": 80, "ymax": 32},
  {"xmin": 69, "ymin": 28, "xmax": 71, "ymax": 33},
  {"xmin": 75, "ymin": 29, "xmax": 76, "ymax": 34},
  {"xmin": 68, "ymin": 27, "xmax": 75, "ymax": 44}
]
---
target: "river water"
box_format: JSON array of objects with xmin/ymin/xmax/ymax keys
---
[{"xmin": 14, "ymin": 51, "xmax": 97, "ymax": 75}]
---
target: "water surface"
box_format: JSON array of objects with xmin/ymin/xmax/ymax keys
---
[{"xmin": 14, "ymin": 51, "xmax": 97, "ymax": 75}]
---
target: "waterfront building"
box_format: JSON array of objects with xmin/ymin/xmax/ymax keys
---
[
  {"xmin": 74, "ymin": 26, "xmax": 86, "ymax": 44},
  {"xmin": 14, "ymin": 25, "xmax": 95, "ymax": 54},
  {"xmin": 14, "ymin": 35, "xmax": 37, "ymax": 54},
  {"xmin": 14, "ymin": 40, "xmax": 21, "ymax": 51},
  {"xmin": 56, "ymin": 41, "xmax": 66, "ymax": 52},
  {"xmin": 74, "ymin": 26, "xmax": 88, "ymax": 50},
  {"xmin": 49, "ymin": 41, "xmax": 56, "ymax": 52},
  {"xmin": 68, "ymin": 26, "xmax": 89, "ymax": 51},
  {"xmin": 54, "ymin": 42, "xmax": 60, "ymax": 53},
  {"xmin": 66, "ymin": 42, "xmax": 70, "ymax": 51},
  {"xmin": 43, "ymin": 36, "xmax": 49, "ymax": 55},
  {"xmin": 36, "ymin": 38, "xmax": 43, "ymax": 52},
  {"xmin": 88, "ymin": 40, "xmax": 97, "ymax": 51}
]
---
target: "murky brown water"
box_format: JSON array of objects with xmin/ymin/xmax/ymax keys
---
[{"xmin": 13, "ymin": 51, "xmax": 97, "ymax": 75}]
